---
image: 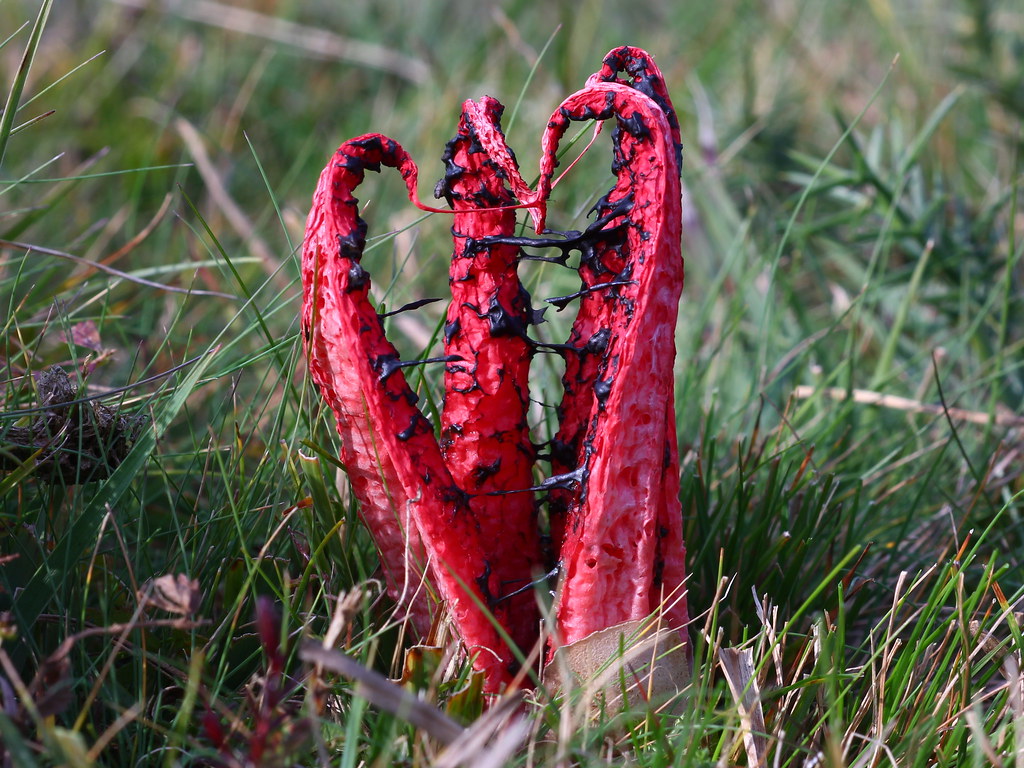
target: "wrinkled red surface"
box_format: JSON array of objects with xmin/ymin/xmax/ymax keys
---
[
  {"xmin": 301, "ymin": 46, "xmax": 689, "ymax": 693},
  {"xmin": 301, "ymin": 135, "xmax": 516, "ymax": 688},
  {"xmin": 592, "ymin": 47, "xmax": 689, "ymax": 641},
  {"xmin": 537, "ymin": 81, "xmax": 687, "ymax": 647},
  {"xmin": 437, "ymin": 97, "xmax": 543, "ymax": 657}
]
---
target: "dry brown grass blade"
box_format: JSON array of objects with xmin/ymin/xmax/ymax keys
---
[
  {"xmin": 175, "ymin": 117, "xmax": 289, "ymax": 292},
  {"xmin": 720, "ymin": 646, "xmax": 768, "ymax": 767},
  {"xmin": 110, "ymin": 0, "xmax": 430, "ymax": 84},
  {"xmin": 1006, "ymin": 655, "xmax": 1024, "ymax": 768},
  {"xmin": 100, "ymin": 193, "xmax": 173, "ymax": 266},
  {"xmin": 432, "ymin": 692, "xmax": 529, "ymax": 768},
  {"xmin": 793, "ymin": 385, "xmax": 1024, "ymax": 427},
  {"xmin": 299, "ymin": 642, "xmax": 464, "ymax": 745},
  {"xmin": 0, "ymin": 238, "xmax": 235, "ymax": 299},
  {"xmin": 965, "ymin": 705, "xmax": 1005, "ymax": 768}
]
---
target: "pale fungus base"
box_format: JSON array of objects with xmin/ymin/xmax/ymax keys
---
[{"xmin": 545, "ymin": 618, "xmax": 691, "ymax": 717}]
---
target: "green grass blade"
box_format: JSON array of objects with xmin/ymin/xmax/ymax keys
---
[
  {"xmin": 11, "ymin": 346, "xmax": 219, "ymax": 634},
  {"xmin": 0, "ymin": 0, "xmax": 52, "ymax": 167}
]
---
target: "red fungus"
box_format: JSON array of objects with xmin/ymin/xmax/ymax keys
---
[
  {"xmin": 533, "ymin": 78, "xmax": 688, "ymax": 648},
  {"xmin": 530, "ymin": 48, "xmax": 689, "ymax": 648},
  {"xmin": 301, "ymin": 135, "xmax": 519, "ymax": 688},
  {"xmin": 435, "ymin": 97, "xmax": 544, "ymax": 657},
  {"xmin": 302, "ymin": 46, "xmax": 689, "ymax": 694}
]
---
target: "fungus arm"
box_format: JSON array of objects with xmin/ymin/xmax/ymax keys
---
[
  {"xmin": 537, "ymin": 85, "xmax": 689, "ymax": 647},
  {"xmin": 301, "ymin": 134, "xmax": 517, "ymax": 687},
  {"xmin": 436, "ymin": 99, "xmax": 544, "ymax": 660}
]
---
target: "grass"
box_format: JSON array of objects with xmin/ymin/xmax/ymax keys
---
[{"xmin": 1, "ymin": 0, "xmax": 1022, "ymax": 765}]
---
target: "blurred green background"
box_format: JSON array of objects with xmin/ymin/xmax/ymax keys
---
[
  {"xmin": 5, "ymin": 0, "xmax": 1020, "ymax": 419},
  {"xmin": 1, "ymin": 1, "xmax": 1022, "ymax": 763}
]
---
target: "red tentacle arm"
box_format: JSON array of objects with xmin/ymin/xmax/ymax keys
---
[
  {"xmin": 436, "ymin": 99, "xmax": 544, "ymax": 661},
  {"xmin": 301, "ymin": 134, "xmax": 516, "ymax": 688},
  {"xmin": 545, "ymin": 49, "xmax": 682, "ymax": 558},
  {"xmin": 587, "ymin": 48, "xmax": 689, "ymax": 638},
  {"xmin": 538, "ymin": 85, "xmax": 689, "ymax": 648}
]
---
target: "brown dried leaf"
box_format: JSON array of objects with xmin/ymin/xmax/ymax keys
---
[
  {"xmin": 68, "ymin": 320, "xmax": 102, "ymax": 351},
  {"xmin": 397, "ymin": 644, "xmax": 443, "ymax": 692},
  {"xmin": 28, "ymin": 643, "xmax": 74, "ymax": 719},
  {"xmin": 140, "ymin": 574, "xmax": 201, "ymax": 616}
]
